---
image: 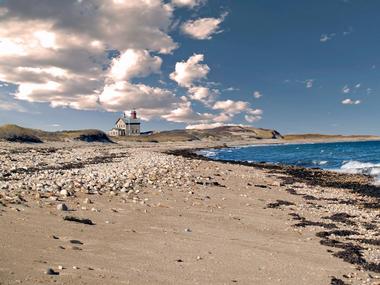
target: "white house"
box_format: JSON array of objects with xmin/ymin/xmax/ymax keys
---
[{"xmin": 108, "ymin": 110, "xmax": 141, "ymax": 136}]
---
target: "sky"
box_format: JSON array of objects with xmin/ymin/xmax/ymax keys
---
[{"xmin": 0, "ymin": 0, "xmax": 379, "ymax": 135}]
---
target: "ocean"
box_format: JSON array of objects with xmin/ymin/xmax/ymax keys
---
[{"xmin": 198, "ymin": 140, "xmax": 380, "ymax": 184}]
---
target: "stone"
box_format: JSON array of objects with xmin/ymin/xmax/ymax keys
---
[
  {"xmin": 45, "ymin": 268, "xmax": 59, "ymax": 275},
  {"xmin": 60, "ymin": 190, "xmax": 69, "ymax": 196},
  {"xmin": 57, "ymin": 203, "xmax": 68, "ymax": 211},
  {"xmin": 83, "ymin": 198, "xmax": 91, "ymax": 204}
]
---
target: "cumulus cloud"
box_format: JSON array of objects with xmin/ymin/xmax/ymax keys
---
[
  {"xmin": 186, "ymin": 122, "xmax": 227, "ymax": 130},
  {"xmin": 170, "ymin": 54, "xmax": 210, "ymax": 87},
  {"xmin": 244, "ymin": 109, "xmax": 263, "ymax": 123},
  {"xmin": 99, "ymin": 81, "xmax": 177, "ymax": 116},
  {"xmin": 0, "ymin": 0, "xmax": 177, "ymax": 110},
  {"xmin": 342, "ymin": 99, "xmax": 361, "ymax": 105},
  {"xmin": 108, "ymin": 49, "xmax": 162, "ymax": 81},
  {"xmin": 162, "ymin": 101, "xmax": 213, "ymax": 123},
  {"xmin": 188, "ymin": 86, "xmax": 218, "ymax": 105},
  {"xmin": 171, "ymin": 0, "xmax": 205, "ymax": 8},
  {"xmin": 212, "ymin": 100, "xmax": 249, "ymax": 114},
  {"xmin": 181, "ymin": 12, "xmax": 228, "ymax": 40}
]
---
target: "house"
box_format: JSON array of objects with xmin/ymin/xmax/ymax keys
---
[{"xmin": 108, "ymin": 110, "xmax": 141, "ymax": 136}]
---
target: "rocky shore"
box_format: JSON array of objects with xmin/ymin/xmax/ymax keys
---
[{"xmin": 0, "ymin": 141, "xmax": 379, "ymax": 284}]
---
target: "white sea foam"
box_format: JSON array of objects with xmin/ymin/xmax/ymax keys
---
[
  {"xmin": 339, "ymin": 160, "xmax": 380, "ymax": 185},
  {"xmin": 198, "ymin": 150, "xmax": 217, "ymax": 157}
]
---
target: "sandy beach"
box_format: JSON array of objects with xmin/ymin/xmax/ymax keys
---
[{"xmin": 0, "ymin": 140, "xmax": 379, "ymax": 285}]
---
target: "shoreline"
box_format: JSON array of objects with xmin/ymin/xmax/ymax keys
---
[{"xmin": 166, "ymin": 148, "xmax": 380, "ymax": 199}]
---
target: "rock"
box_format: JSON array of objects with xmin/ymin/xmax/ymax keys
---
[
  {"xmin": 185, "ymin": 228, "xmax": 192, "ymax": 232},
  {"xmin": 83, "ymin": 198, "xmax": 91, "ymax": 204},
  {"xmin": 45, "ymin": 268, "xmax": 59, "ymax": 275},
  {"xmin": 58, "ymin": 265, "xmax": 64, "ymax": 270},
  {"xmin": 60, "ymin": 190, "xmax": 69, "ymax": 196},
  {"xmin": 57, "ymin": 203, "xmax": 68, "ymax": 211}
]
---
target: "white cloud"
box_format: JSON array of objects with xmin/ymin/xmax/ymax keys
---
[
  {"xmin": 171, "ymin": 0, "xmax": 205, "ymax": 8},
  {"xmin": 342, "ymin": 99, "xmax": 361, "ymax": 105},
  {"xmin": 244, "ymin": 115, "xmax": 262, "ymax": 123},
  {"xmin": 224, "ymin": 87, "xmax": 239, "ymax": 92},
  {"xmin": 305, "ymin": 79, "xmax": 314, "ymax": 88},
  {"xmin": 342, "ymin": 85, "xmax": 351, "ymax": 94},
  {"xmin": 109, "ymin": 49, "xmax": 162, "ymax": 81},
  {"xmin": 170, "ymin": 54, "xmax": 210, "ymax": 87},
  {"xmin": 320, "ymin": 33, "xmax": 336, "ymax": 42},
  {"xmin": 244, "ymin": 108, "xmax": 263, "ymax": 123},
  {"xmin": 253, "ymin": 91, "xmax": 263, "ymax": 98},
  {"xmin": 181, "ymin": 12, "xmax": 228, "ymax": 40},
  {"xmin": 186, "ymin": 122, "xmax": 251, "ymax": 130},
  {"xmin": 99, "ymin": 81, "xmax": 177, "ymax": 116},
  {"xmin": 355, "ymin": 83, "xmax": 361, "ymax": 88},
  {"xmin": 212, "ymin": 100, "xmax": 249, "ymax": 114},
  {"xmin": 0, "ymin": 0, "xmax": 177, "ymax": 110},
  {"xmin": 162, "ymin": 101, "xmax": 213, "ymax": 123},
  {"xmin": 188, "ymin": 86, "xmax": 218, "ymax": 105},
  {"xmin": 186, "ymin": 122, "xmax": 226, "ymax": 130},
  {"xmin": 213, "ymin": 112, "xmax": 232, "ymax": 123}
]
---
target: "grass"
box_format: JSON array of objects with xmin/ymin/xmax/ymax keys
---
[
  {"xmin": 114, "ymin": 126, "xmax": 283, "ymax": 143},
  {"xmin": 0, "ymin": 124, "xmax": 284, "ymax": 144},
  {"xmin": 0, "ymin": 124, "xmax": 112, "ymax": 143}
]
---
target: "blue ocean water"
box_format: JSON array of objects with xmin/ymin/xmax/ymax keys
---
[{"xmin": 198, "ymin": 140, "xmax": 380, "ymax": 183}]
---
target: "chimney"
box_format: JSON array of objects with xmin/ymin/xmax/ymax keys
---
[{"xmin": 131, "ymin": 109, "xmax": 137, "ymax": 119}]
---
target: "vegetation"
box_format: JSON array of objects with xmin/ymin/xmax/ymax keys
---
[
  {"xmin": 115, "ymin": 126, "xmax": 283, "ymax": 143},
  {"xmin": 0, "ymin": 124, "xmax": 113, "ymax": 143}
]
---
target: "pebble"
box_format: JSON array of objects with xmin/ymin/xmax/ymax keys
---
[
  {"xmin": 83, "ymin": 198, "xmax": 91, "ymax": 204},
  {"xmin": 60, "ymin": 190, "xmax": 69, "ymax": 197},
  {"xmin": 45, "ymin": 268, "xmax": 59, "ymax": 275},
  {"xmin": 57, "ymin": 203, "xmax": 68, "ymax": 211}
]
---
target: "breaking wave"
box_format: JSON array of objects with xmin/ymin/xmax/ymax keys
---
[
  {"xmin": 198, "ymin": 140, "xmax": 380, "ymax": 185},
  {"xmin": 339, "ymin": 161, "xmax": 380, "ymax": 184}
]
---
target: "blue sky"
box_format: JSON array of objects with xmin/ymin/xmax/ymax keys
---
[{"xmin": 0, "ymin": 0, "xmax": 379, "ymax": 135}]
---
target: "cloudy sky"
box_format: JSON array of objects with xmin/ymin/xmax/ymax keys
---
[{"xmin": 0, "ymin": 0, "xmax": 379, "ymax": 135}]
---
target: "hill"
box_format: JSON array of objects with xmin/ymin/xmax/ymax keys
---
[
  {"xmin": 0, "ymin": 125, "xmax": 112, "ymax": 143},
  {"xmin": 116, "ymin": 126, "xmax": 283, "ymax": 143}
]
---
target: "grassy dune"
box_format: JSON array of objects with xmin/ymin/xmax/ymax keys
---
[
  {"xmin": 0, "ymin": 124, "xmax": 283, "ymax": 144},
  {"xmin": 116, "ymin": 126, "xmax": 283, "ymax": 143},
  {"xmin": 0, "ymin": 124, "xmax": 112, "ymax": 143}
]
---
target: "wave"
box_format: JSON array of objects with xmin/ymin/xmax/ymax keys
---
[
  {"xmin": 312, "ymin": 160, "xmax": 328, "ymax": 166},
  {"xmin": 339, "ymin": 160, "xmax": 380, "ymax": 185}
]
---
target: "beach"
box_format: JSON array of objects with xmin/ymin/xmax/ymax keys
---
[{"xmin": 0, "ymin": 140, "xmax": 379, "ymax": 285}]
